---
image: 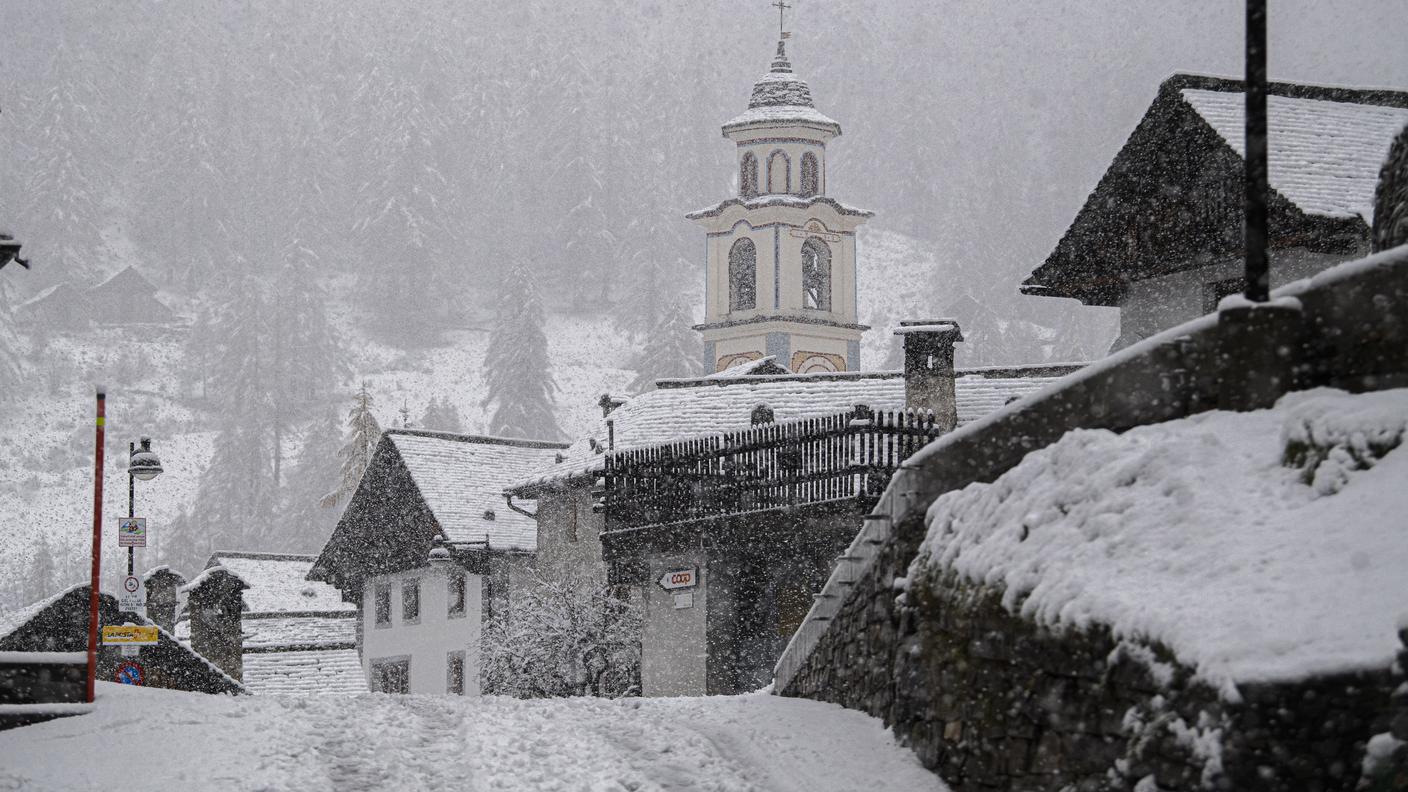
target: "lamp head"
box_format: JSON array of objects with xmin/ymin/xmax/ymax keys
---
[{"xmin": 129, "ymin": 437, "xmax": 163, "ymax": 481}]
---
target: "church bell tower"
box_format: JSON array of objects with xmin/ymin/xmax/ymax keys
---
[{"xmin": 687, "ymin": 30, "xmax": 873, "ymax": 373}]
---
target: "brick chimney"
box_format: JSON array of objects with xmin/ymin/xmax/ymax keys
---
[
  {"xmin": 182, "ymin": 566, "xmax": 248, "ymax": 682},
  {"xmin": 143, "ymin": 566, "xmax": 186, "ymax": 634},
  {"xmin": 895, "ymin": 320, "xmax": 964, "ymax": 432}
]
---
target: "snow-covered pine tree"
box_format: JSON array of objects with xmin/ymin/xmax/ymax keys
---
[
  {"xmin": 278, "ymin": 410, "xmax": 345, "ymax": 552},
  {"xmin": 325, "ymin": 383, "xmax": 383, "ymax": 508},
  {"xmin": 481, "ymin": 265, "xmax": 562, "ymax": 439},
  {"xmin": 419, "ymin": 395, "xmax": 464, "ymax": 433},
  {"xmin": 628, "ymin": 297, "xmax": 702, "ymax": 392}
]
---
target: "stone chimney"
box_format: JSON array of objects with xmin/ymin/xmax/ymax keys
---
[
  {"xmin": 143, "ymin": 566, "xmax": 186, "ymax": 634},
  {"xmin": 895, "ymin": 320, "xmax": 964, "ymax": 432},
  {"xmin": 182, "ymin": 566, "xmax": 248, "ymax": 682}
]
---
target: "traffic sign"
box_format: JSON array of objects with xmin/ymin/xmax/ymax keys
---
[
  {"xmin": 118, "ymin": 575, "xmax": 146, "ymax": 612},
  {"xmin": 115, "ymin": 661, "xmax": 144, "ymax": 686},
  {"xmin": 102, "ymin": 625, "xmax": 158, "ymax": 645},
  {"xmin": 118, "ymin": 517, "xmax": 147, "ymax": 548},
  {"xmin": 657, "ymin": 567, "xmax": 699, "ymax": 591}
]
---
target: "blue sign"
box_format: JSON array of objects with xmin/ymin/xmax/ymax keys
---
[{"xmin": 115, "ymin": 661, "xmax": 144, "ymax": 686}]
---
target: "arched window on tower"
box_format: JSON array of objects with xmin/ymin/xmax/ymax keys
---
[
  {"xmin": 740, "ymin": 152, "xmax": 759, "ymax": 199},
  {"xmin": 801, "ymin": 237, "xmax": 831, "ymax": 311},
  {"xmin": 728, "ymin": 237, "xmax": 757, "ymax": 312},
  {"xmin": 767, "ymin": 150, "xmax": 790, "ymax": 194},
  {"xmin": 800, "ymin": 152, "xmax": 819, "ymax": 197}
]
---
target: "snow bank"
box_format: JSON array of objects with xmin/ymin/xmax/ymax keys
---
[{"xmin": 911, "ymin": 387, "xmax": 1408, "ymax": 692}]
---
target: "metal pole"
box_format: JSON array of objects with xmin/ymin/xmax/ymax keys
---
[
  {"xmin": 127, "ymin": 442, "xmax": 135, "ymax": 579},
  {"xmin": 86, "ymin": 389, "xmax": 106, "ymax": 703},
  {"xmin": 1244, "ymin": 0, "xmax": 1269, "ymax": 302}
]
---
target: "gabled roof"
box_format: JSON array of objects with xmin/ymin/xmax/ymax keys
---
[
  {"xmin": 1024, "ymin": 73, "xmax": 1408, "ymax": 304},
  {"xmin": 386, "ymin": 431, "xmax": 567, "ymax": 550},
  {"xmin": 90, "ymin": 265, "xmax": 160, "ymax": 295},
  {"xmin": 510, "ymin": 366, "xmax": 1081, "ymax": 492},
  {"xmin": 201, "ymin": 552, "xmax": 353, "ymax": 615},
  {"xmin": 1180, "ymin": 86, "xmax": 1408, "ymax": 221}
]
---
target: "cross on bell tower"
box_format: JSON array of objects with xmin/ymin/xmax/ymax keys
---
[{"xmin": 685, "ymin": 15, "xmax": 875, "ymax": 374}]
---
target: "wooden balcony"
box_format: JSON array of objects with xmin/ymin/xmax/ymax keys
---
[{"xmin": 600, "ymin": 406, "xmax": 947, "ymax": 534}]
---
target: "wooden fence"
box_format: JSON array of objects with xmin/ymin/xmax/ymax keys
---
[{"xmin": 601, "ymin": 406, "xmax": 947, "ymax": 532}]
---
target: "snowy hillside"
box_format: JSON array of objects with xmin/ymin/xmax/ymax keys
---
[{"xmin": 0, "ymin": 224, "xmax": 1019, "ymax": 611}]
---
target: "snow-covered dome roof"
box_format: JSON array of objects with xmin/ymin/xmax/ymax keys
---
[{"xmin": 724, "ymin": 40, "xmax": 840, "ymax": 136}]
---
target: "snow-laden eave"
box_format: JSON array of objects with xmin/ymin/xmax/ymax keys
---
[{"xmin": 686, "ymin": 194, "xmax": 873, "ymax": 221}]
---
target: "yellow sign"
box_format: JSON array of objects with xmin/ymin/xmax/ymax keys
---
[{"xmin": 102, "ymin": 625, "xmax": 159, "ymax": 646}]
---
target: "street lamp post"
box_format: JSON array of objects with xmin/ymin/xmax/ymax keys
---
[{"xmin": 126, "ymin": 438, "xmax": 163, "ymax": 579}]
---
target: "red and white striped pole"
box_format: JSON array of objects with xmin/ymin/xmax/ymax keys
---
[{"xmin": 86, "ymin": 388, "xmax": 106, "ymax": 703}]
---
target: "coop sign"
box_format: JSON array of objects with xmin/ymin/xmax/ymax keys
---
[
  {"xmin": 657, "ymin": 567, "xmax": 698, "ymax": 591},
  {"xmin": 102, "ymin": 625, "xmax": 159, "ymax": 646}
]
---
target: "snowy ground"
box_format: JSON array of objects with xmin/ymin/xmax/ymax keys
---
[{"xmin": 0, "ymin": 683, "xmax": 944, "ymax": 792}]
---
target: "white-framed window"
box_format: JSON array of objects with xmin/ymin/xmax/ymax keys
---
[
  {"xmin": 447, "ymin": 650, "xmax": 466, "ymax": 695},
  {"xmin": 800, "ymin": 152, "xmax": 819, "ymax": 197},
  {"xmin": 402, "ymin": 578, "xmax": 421, "ymax": 625},
  {"xmin": 740, "ymin": 152, "xmax": 759, "ymax": 198},
  {"xmin": 371, "ymin": 656, "xmax": 410, "ymax": 694},
  {"xmin": 374, "ymin": 584, "xmax": 392, "ymax": 628},
  {"xmin": 448, "ymin": 573, "xmax": 466, "ymax": 618},
  {"xmin": 802, "ymin": 237, "xmax": 832, "ymax": 311},
  {"xmin": 729, "ymin": 237, "xmax": 757, "ymax": 312}
]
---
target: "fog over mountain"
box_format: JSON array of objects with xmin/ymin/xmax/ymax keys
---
[{"xmin": 0, "ymin": 1, "xmax": 1402, "ymax": 604}]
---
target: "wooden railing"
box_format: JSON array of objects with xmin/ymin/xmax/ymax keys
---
[{"xmin": 600, "ymin": 406, "xmax": 947, "ymax": 532}]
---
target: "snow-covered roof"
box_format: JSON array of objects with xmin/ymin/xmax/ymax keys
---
[
  {"xmin": 722, "ymin": 39, "xmax": 840, "ymax": 136},
  {"xmin": 388, "ymin": 431, "xmax": 567, "ymax": 551},
  {"xmin": 512, "ymin": 368, "xmax": 1073, "ymax": 489},
  {"xmin": 910, "ymin": 386, "xmax": 1408, "ymax": 691},
  {"xmin": 241, "ymin": 648, "xmax": 366, "ymax": 696},
  {"xmin": 179, "ymin": 564, "xmax": 247, "ymax": 595},
  {"xmin": 1181, "ymin": 88, "xmax": 1408, "ymax": 222},
  {"xmin": 241, "ymin": 614, "xmax": 356, "ymax": 649},
  {"xmin": 0, "ymin": 583, "xmax": 86, "ymax": 643},
  {"xmin": 202, "ymin": 552, "xmax": 353, "ymax": 615}
]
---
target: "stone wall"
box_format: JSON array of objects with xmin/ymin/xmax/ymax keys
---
[{"xmin": 776, "ymin": 247, "xmax": 1408, "ymax": 789}]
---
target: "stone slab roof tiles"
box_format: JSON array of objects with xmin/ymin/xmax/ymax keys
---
[
  {"xmin": 512, "ymin": 370, "xmax": 1070, "ymax": 489},
  {"xmin": 204, "ymin": 552, "xmax": 354, "ymax": 615},
  {"xmin": 1181, "ymin": 88, "xmax": 1408, "ymax": 222},
  {"xmin": 387, "ymin": 432, "xmax": 566, "ymax": 551},
  {"xmin": 241, "ymin": 648, "xmax": 366, "ymax": 696},
  {"xmin": 241, "ymin": 614, "xmax": 356, "ymax": 649}
]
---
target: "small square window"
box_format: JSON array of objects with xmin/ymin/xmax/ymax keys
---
[
  {"xmin": 447, "ymin": 651, "xmax": 465, "ymax": 695},
  {"xmin": 374, "ymin": 584, "xmax": 392, "ymax": 628},
  {"xmin": 372, "ymin": 657, "xmax": 410, "ymax": 694},
  {"xmin": 448, "ymin": 574, "xmax": 466, "ymax": 618},
  {"xmin": 402, "ymin": 579, "xmax": 420, "ymax": 625}
]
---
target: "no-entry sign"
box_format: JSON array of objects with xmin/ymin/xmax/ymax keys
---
[
  {"xmin": 657, "ymin": 567, "xmax": 698, "ymax": 591},
  {"xmin": 115, "ymin": 660, "xmax": 144, "ymax": 686}
]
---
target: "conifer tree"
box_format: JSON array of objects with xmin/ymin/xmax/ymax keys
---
[
  {"xmin": 278, "ymin": 410, "xmax": 345, "ymax": 552},
  {"xmin": 419, "ymin": 395, "xmax": 464, "ymax": 433},
  {"xmin": 325, "ymin": 383, "xmax": 382, "ymax": 508},
  {"xmin": 482, "ymin": 264, "xmax": 562, "ymax": 439},
  {"xmin": 629, "ymin": 298, "xmax": 702, "ymax": 392}
]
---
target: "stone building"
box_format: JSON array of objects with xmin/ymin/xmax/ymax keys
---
[
  {"xmin": 308, "ymin": 430, "xmax": 565, "ymax": 695},
  {"xmin": 1023, "ymin": 73, "xmax": 1408, "ymax": 351},
  {"xmin": 172, "ymin": 552, "xmax": 363, "ymax": 695}
]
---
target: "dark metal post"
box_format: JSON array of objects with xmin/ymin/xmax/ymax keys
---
[
  {"xmin": 1244, "ymin": 0, "xmax": 1269, "ymax": 302},
  {"xmin": 127, "ymin": 442, "xmax": 135, "ymax": 578}
]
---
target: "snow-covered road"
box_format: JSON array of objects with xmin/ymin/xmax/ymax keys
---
[{"xmin": 0, "ymin": 683, "xmax": 944, "ymax": 792}]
